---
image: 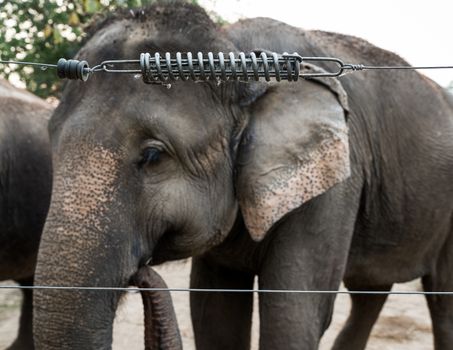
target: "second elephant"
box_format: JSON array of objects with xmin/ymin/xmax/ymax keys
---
[{"xmin": 0, "ymin": 78, "xmax": 52, "ymax": 349}]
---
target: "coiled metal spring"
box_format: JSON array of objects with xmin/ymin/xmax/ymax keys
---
[
  {"xmin": 138, "ymin": 51, "xmax": 301, "ymax": 83},
  {"xmin": 45, "ymin": 52, "xmax": 350, "ymax": 82}
]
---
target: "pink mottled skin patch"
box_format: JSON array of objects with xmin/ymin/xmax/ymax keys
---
[
  {"xmin": 58, "ymin": 145, "xmax": 119, "ymax": 225},
  {"xmin": 37, "ymin": 144, "xmax": 120, "ymax": 278},
  {"xmin": 242, "ymin": 132, "xmax": 350, "ymax": 241}
]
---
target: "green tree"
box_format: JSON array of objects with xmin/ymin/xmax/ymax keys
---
[{"xmin": 0, "ymin": 0, "xmax": 155, "ymax": 98}]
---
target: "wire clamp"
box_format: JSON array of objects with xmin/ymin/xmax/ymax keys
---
[{"xmin": 56, "ymin": 58, "xmax": 90, "ymax": 81}]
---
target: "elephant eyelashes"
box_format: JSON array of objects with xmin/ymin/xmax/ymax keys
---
[{"xmin": 139, "ymin": 147, "xmax": 161, "ymax": 167}]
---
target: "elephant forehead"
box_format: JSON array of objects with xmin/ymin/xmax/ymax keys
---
[{"xmin": 131, "ymin": 83, "xmax": 230, "ymax": 149}]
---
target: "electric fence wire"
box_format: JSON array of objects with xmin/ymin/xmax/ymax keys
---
[
  {"xmin": 0, "ymin": 285, "xmax": 452, "ymax": 295},
  {"xmin": 1, "ymin": 52, "xmax": 453, "ymax": 296},
  {"xmin": 2, "ymin": 52, "xmax": 453, "ymax": 83}
]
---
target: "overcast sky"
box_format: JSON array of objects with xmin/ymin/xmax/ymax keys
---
[{"xmin": 199, "ymin": 0, "xmax": 453, "ymax": 87}]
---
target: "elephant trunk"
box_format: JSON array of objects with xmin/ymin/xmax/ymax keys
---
[
  {"xmin": 33, "ymin": 220, "xmax": 127, "ymax": 350},
  {"xmin": 33, "ymin": 145, "xmax": 136, "ymax": 349},
  {"xmin": 133, "ymin": 266, "xmax": 183, "ymax": 350}
]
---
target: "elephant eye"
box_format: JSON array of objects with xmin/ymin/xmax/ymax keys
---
[{"xmin": 139, "ymin": 147, "xmax": 161, "ymax": 167}]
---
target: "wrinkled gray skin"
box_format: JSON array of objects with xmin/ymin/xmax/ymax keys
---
[
  {"xmin": 133, "ymin": 266, "xmax": 182, "ymax": 350},
  {"xmin": 0, "ymin": 79, "xmax": 52, "ymax": 349},
  {"xmin": 33, "ymin": 3, "xmax": 453, "ymax": 350}
]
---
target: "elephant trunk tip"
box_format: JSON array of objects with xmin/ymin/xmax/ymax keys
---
[{"xmin": 132, "ymin": 265, "xmax": 183, "ymax": 350}]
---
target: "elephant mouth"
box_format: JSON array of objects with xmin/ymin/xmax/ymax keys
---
[{"xmin": 152, "ymin": 227, "xmax": 227, "ymax": 265}]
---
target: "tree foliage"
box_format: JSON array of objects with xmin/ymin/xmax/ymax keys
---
[{"xmin": 0, "ymin": 0, "xmax": 156, "ymax": 97}]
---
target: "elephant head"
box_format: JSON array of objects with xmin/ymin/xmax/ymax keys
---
[{"xmin": 34, "ymin": 3, "xmax": 350, "ymax": 349}]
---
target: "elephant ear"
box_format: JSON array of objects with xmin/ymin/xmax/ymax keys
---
[{"xmin": 236, "ymin": 63, "xmax": 351, "ymax": 241}]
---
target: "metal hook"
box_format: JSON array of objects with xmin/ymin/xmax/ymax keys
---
[{"xmin": 290, "ymin": 55, "xmax": 347, "ymax": 78}]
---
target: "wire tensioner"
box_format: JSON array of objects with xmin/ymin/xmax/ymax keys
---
[{"xmin": 54, "ymin": 52, "xmax": 348, "ymax": 83}]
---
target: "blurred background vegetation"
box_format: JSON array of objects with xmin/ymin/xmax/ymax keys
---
[
  {"xmin": 0, "ymin": 0, "xmax": 452, "ymax": 97},
  {"xmin": 0, "ymin": 0, "xmax": 178, "ymax": 98}
]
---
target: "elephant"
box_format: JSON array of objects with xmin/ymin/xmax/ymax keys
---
[
  {"xmin": 0, "ymin": 78, "xmax": 52, "ymax": 349},
  {"xmin": 33, "ymin": 2, "xmax": 453, "ymax": 350}
]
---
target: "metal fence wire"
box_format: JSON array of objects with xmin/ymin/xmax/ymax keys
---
[
  {"xmin": 1, "ymin": 51, "xmax": 453, "ymax": 83},
  {"xmin": 1, "ymin": 52, "xmax": 453, "ymax": 296},
  {"xmin": 0, "ymin": 285, "xmax": 452, "ymax": 295}
]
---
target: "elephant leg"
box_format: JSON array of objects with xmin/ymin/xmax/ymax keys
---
[
  {"xmin": 7, "ymin": 277, "xmax": 34, "ymax": 350},
  {"xmin": 190, "ymin": 256, "xmax": 255, "ymax": 350},
  {"xmin": 330, "ymin": 284, "xmax": 392, "ymax": 350},
  {"xmin": 258, "ymin": 253, "xmax": 340, "ymax": 350},
  {"xmin": 258, "ymin": 188, "xmax": 358, "ymax": 350},
  {"xmin": 422, "ymin": 238, "xmax": 453, "ymax": 350}
]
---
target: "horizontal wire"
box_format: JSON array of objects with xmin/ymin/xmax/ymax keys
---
[
  {"xmin": 2, "ymin": 58, "xmax": 453, "ymax": 76},
  {"xmin": 0, "ymin": 60, "xmax": 57, "ymax": 69},
  {"xmin": 0, "ymin": 285, "xmax": 452, "ymax": 295},
  {"xmin": 361, "ymin": 65, "xmax": 453, "ymax": 70},
  {"xmin": 0, "ymin": 56, "xmax": 450, "ymax": 297},
  {"xmin": 0, "ymin": 55, "xmax": 451, "ymax": 298}
]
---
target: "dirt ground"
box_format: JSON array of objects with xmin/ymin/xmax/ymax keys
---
[{"xmin": 0, "ymin": 259, "xmax": 433, "ymax": 349}]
